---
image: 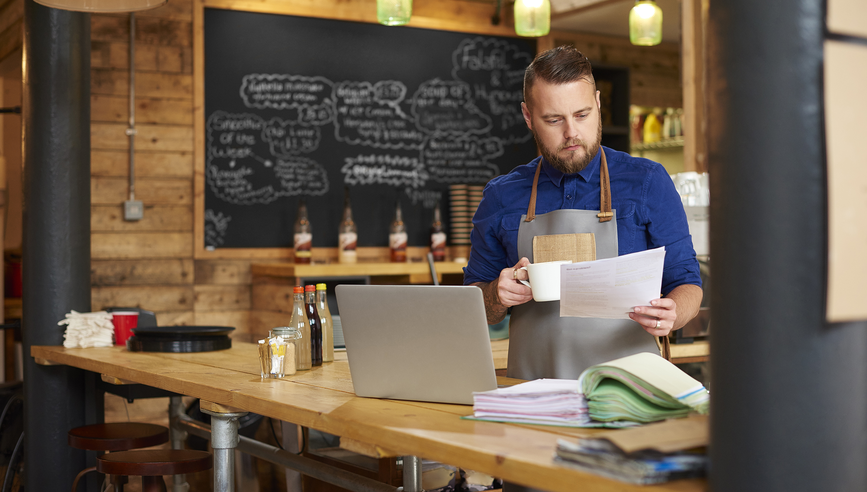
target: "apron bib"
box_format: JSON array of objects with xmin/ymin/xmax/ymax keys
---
[{"xmin": 507, "ymin": 149, "xmax": 659, "ymax": 380}]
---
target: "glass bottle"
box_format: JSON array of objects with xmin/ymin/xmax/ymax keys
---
[
  {"xmin": 389, "ymin": 200, "xmax": 407, "ymax": 263},
  {"xmin": 338, "ymin": 187, "xmax": 358, "ymax": 264},
  {"xmin": 643, "ymin": 109, "xmax": 662, "ymax": 144},
  {"xmin": 316, "ymin": 283, "xmax": 334, "ymax": 363},
  {"xmin": 294, "ymin": 198, "xmax": 312, "ymax": 264},
  {"xmin": 305, "ymin": 284, "xmax": 322, "ymax": 367},
  {"xmin": 430, "ymin": 199, "xmax": 446, "ymax": 262},
  {"xmin": 288, "ymin": 286, "xmax": 312, "ymax": 370}
]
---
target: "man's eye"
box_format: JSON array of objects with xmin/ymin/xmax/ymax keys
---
[{"xmin": 545, "ymin": 118, "xmax": 560, "ymax": 124}]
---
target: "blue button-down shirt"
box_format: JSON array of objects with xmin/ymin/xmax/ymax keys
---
[{"xmin": 463, "ymin": 147, "xmax": 701, "ymax": 295}]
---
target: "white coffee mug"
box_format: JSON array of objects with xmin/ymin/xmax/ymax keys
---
[{"xmin": 519, "ymin": 260, "xmax": 572, "ymax": 302}]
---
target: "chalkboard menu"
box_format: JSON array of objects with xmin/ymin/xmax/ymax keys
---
[{"xmin": 203, "ymin": 8, "xmax": 538, "ymax": 250}]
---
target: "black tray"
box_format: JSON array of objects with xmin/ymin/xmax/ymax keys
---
[
  {"xmin": 126, "ymin": 335, "xmax": 232, "ymax": 353},
  {"xmin": 131, "ymin": 326, "xmax": 235, "ymax": 337}
]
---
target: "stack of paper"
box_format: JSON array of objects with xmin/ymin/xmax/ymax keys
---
[
  {"xmin": 554, "ymin": 416, "xmax": 709, "ymax": 485},
  {"xmin": 471, "ymin": 379, "xmax": 593, "ymax": 427},
  {"xmin": 578, "ymin": 352, "xmax": 709, "ymax": 423}
]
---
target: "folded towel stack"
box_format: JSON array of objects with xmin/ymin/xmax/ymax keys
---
[{"xmin": 59, "ymin": 310, "xmax": 115, "ymax": 348}]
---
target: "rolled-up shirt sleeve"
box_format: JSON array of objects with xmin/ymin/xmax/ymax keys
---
[
  {"xmin": 463, "ymin": 183, "xmax": 508, "ymax": 285},
  {"xmin": 643, "ymin": 165, "xmax": 702, "ymax": 295}
]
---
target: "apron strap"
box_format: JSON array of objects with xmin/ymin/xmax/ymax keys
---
[
  {"xmin": 596, "ymin": 148, "xmax": 613, "ymax": 223},
  {"xmin": 660, "ymin": 336, "xmax": 671, "ymax": 361},
  {"xmin": 525, "ymin": 161, "xmax": 543, "ymax": 222},
  {"xmin": 525, "ymin": 149, "xmax": 613, "ymax": 223}
]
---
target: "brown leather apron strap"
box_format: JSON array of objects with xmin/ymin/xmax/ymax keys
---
[
  {"xmin": 660, "ymin": 336, "xmax": 671, "ymax": 361},
  {"xmin": 527, "ymin": 150, "xmax": 613, "ymax": 223},
  {"xmin": 525, "ymin": 161, "xmax": 543, "ymax": 222},
  {"xmin": 597, "ymin": 148, "xmax": 613, "ymax": 223}
]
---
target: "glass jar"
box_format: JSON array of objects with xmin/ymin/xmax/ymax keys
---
[{"xmin": 269, "ymin": 326, "xmax": 299, "ymax": 377}]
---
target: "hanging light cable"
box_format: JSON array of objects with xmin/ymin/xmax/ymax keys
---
[
  {"xmin": 377, "ymin": 0, "xmax": 413, "ymax": 26},
  {"xmin": 514, "ymin": 0, "xmax": 550, "ymax": 37},
  {"xmin": 33, "ymin": 0, "xmax": 166, "ymax": 12},
  {"xmin": 629, "ymin": 0, "xmax": 663, "ymax": 46}
]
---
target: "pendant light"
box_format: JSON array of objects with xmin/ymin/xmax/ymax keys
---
[
  {"xmin": 629, "ymin": 0, "xmax": 663, "ymax": 46},
  {"xmin": 33, "ymin": 0, "xmax": 166, "ymax": 12},
  {"xmin": 377, "ymin": 0, "xmax": 412, "ymax": 26},
  {"xmin": 514, "ymin": 0, "xmax": 550, "ymax": 37}
]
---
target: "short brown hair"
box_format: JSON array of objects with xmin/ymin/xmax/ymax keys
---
[{"xmin": 523, "ymin": 45, "xmax": 595, "ymax": 108}]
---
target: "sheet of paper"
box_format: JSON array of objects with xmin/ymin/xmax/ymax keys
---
[{"xmin": 560, "ymin": 247, "xmax": 666, "ymax": 319}]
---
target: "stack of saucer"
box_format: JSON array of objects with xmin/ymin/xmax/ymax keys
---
[
  {"xmin": 449, "ymin": 184, "xmax": 486, "ymax": 245},
  {"xmin": 449, "ymin": 184, "xmax": 471, "ymax": 245}
]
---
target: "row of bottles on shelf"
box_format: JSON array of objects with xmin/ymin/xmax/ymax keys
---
[
  {"xmin": 631, "ymin": 105, "xmax": 684, "ymax": 145},
  {"xmin": 293, "ymin": 187, "xmax": 447, "ymax": 264},
  {"xmin": 263, "ymin": 283, "xmax": 334, "ymax": 377}
]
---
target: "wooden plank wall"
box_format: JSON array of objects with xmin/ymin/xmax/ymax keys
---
[{"xmin": 82, "ymin": 0, "xmax": 680, "ymax": 344}]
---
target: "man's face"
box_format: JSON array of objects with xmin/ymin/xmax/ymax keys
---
[{"xmin": 521, "ymin": 79, "xmax": 602, "ymax": 174}]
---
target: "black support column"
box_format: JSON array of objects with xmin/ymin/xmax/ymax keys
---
[
  {"xmin": 21, "ymin": 1, "xmax": 99, "ymax": 491},
  {"xmin": 707, "ymin": 1, "xmax": 867, "ymax": 491}
]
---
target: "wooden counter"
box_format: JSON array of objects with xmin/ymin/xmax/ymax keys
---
[{"xmin": 31, "ymin": 343, "xmax": 705, "ymax": 492}]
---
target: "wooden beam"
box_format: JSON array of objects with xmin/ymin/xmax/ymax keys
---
[{"xmin": 681, "ymin": 0, "xmax": 708, "ymax": 173}]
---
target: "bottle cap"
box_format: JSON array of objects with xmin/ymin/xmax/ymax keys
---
[
  {"xmin": 304, "ymin": 284, "xmax": 316, "ymax": 292},
  {"xmin": 316, "ymin": 283, "xmax": 327, "ymax": 291},
  {"xmin": 293, "ymin": 286, "xmax": 304, "ymax": 294}
]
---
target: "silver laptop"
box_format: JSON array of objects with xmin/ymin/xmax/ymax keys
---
[{"xmin": 335, "ymin": 284, "xmax": 498, "ymax": 405}]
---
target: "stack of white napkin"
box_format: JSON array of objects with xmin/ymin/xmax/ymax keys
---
[{"xmin": 59, "ymin": 310, "xmax": 115, "ymax": 348}]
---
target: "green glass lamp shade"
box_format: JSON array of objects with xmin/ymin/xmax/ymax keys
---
[
  {"xmin": 377, "ymin": 0, "xmax": 413, "ymax": 26},
  {"xmin": 629, "ymin": 0, "xmax": 663, "ymax": 46},
  {"xmin": 514, "ymin": 0, "xmax": 551, "ymax": 37}
]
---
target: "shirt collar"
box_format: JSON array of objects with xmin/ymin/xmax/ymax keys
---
[{"xmin": 539, "ymin": 147, "xmax": 603, "ymax": 187}]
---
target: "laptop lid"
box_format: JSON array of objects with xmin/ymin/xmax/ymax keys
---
[{"xmin": 335, "ymin": 284, "xmax": 497, "ymax": 405}]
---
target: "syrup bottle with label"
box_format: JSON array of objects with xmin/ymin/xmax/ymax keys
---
[
  {"xmin": 315, "ymin": 283, "xmax": 334, "ymax": 363},
  {"xmin": 389, "ymin": 200, "xmax": 407, "ymax": 263},
  {"xmin": 338, "ymin": 187, "xmax": 357, "ymax": 264},
  {"xmin": 288, "ymin": 286, "xmax": 311, "ymax": 370},
  {"xmin": 293, "ymin": 198, "xmax": 312, "ymax": 264},
  {"xmin": 304, "ymin": 285, "xmax": 322, "ymax": 366},
  {"xmin": 430, "ymin": 199, "xmax": 446, "ymax": 261}
]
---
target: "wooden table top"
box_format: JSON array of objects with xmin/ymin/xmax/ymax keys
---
[{"xmin": 31, "ymin": 343, "xmax": 706, "ymax": 492}]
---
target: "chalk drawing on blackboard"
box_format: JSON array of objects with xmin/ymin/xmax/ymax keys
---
[
  {"xmin": 263, "ymin": 117, "xmax": 321, "ymax": 157},
  {"xmin": 450, "ymin": 37, "xmax": 533, "ymax": 144},
  {"xmin": 405, "ymin": 188, "xmax": 443, "ymax": 209},
  {"xmin": 411, "ymin": 79, "xmax": 492, "ymax": 136},
  {"xmin": 333, "ymin": 80, "xmax": 425, "ymax": 149},
  {"xmin": 422, "ymin": 135, "xmax": 504, "ymax": 183},
  {"xmin": 207, "ymin": 111, "xmax": 330, "ymax": 204},
  {"xmin": 341, "ymin": 154, "xmax": 428, "ymax": 188},
  {"xmin": 204, "ymin": 209, "xmax": 232, "ymax": 248},
  {"xmin": 273, "ymin": 156, "xmax": 330, "ymax": 196}
]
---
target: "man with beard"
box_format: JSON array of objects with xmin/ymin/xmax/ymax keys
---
[{"xmin": 464, "ymin": 46, "xmax": 703, "ymax": 381}]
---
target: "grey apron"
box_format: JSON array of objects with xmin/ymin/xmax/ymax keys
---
[{"xmin": 507, "ymin": 149, "xmax": 659, "ymax": 381}]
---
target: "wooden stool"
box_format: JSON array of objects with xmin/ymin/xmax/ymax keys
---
[
  {"xmin": 68, "ymin": 423, "xmax": 169, "ymax": 492},
  {"xmin": 97, "ymin": 449, "xmax": 213, "ymax": 492}
]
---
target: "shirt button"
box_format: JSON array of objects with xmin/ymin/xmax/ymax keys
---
[{"xmin": 566, "ymin": 195, "xmax": 572, "ymax": 199}]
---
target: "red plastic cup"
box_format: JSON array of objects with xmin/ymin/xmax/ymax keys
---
[{"xmin": 111, "ymin": 311, "xmax": 139, "ymax": 346}]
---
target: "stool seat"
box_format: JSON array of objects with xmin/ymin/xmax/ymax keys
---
[
  {"xmin": 97, "ymin": 449, "xmax": 213, "ymax": 476},
  {"xmin": 68, "ymin": 423, "xmax": 169, "ymax": 452}
]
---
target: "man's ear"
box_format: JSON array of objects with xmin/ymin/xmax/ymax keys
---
[
  {"xmin": 521, "ymin": 102, "xmax": 533, "ymax": 130},
  {"xmin": 595, "ymin": 90, "xmax": 602, "ymax": 110}
]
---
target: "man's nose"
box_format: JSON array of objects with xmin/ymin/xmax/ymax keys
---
[{"xmin": 563, "ymin": 119, "xmax": 579, "ymax": 139}]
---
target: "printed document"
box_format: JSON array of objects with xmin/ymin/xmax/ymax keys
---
[{"xmin": 560, "ymin": 247, "xmax": 666, "ymax": 319}]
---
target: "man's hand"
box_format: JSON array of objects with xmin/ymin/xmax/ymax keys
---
[
  {"xmin": 629, "ymin": 284, "xmax": 703, "ymax": 337},
  {"xmin": 471, "ymin": 257, "xmax": 533, "ymax": 325},
  {"xmin": 497, "ymin": 257, "xmax": 533, "ymax": 307}
]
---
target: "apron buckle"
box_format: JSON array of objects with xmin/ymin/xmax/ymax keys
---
[{"xmin": 596, "ymin": 211, "xmax": 614, "ymax": 222}]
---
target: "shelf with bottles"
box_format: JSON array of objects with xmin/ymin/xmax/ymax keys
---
[
  {"xmin": 631, "ymin": 137, "xmax": 685, "ymax": 152},
  {"xmin": 629, "ymin": 105, "xmax": 685, "ymax": 153}
]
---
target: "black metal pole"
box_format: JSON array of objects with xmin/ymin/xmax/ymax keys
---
[
  {"xmin": 707, "ymin": 1, "xmax": 867, "ymax": 491},
  {"xmin": 22, "ymin": 1, "xmax": 99, "ymax": 491}
]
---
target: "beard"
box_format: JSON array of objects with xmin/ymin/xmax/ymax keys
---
[{"xmin": 534, "ymin": 121, "xmax": 603, "ymax": 174}]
